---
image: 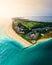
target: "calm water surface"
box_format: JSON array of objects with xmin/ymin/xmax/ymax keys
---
[
  {"xmin": 24, "ymin": 16, "xmax": 52, "ymax": 22},
  {"xmin": 0, "ymin": 18, "xmax": 52, "ymax": 65}
]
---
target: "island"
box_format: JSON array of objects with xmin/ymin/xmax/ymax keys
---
[{"xmin": 12, "ymin": 18, "xmax": 52, "ymax": 44}]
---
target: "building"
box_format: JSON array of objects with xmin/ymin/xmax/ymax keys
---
[{"xmin": 26, "ymin": 32, "xmax": 39, "ymax": 40}]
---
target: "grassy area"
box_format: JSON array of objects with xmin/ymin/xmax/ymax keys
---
[
  {"xmin": 19, "ymin": 21, "xmax": 40, "ymax": 30},
  {"xmin": 20, "ymin": 34, "xmax": 32, "ymax": 43},
  {"xmin": 12, "ymin": 18, "xmax": 52, "ymax": 44},
  {"xmin": 15, "ymin": 19, "xmax": 52, "ymax": 30}
]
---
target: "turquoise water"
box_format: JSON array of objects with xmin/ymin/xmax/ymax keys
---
[{"xmin": 0, "ymin": 35, "xmax": 52, "ymax": 65}]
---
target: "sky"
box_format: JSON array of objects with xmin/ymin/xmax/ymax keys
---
[{"xmin": 0, "ymin": 0, "xmax": 52, "ymax": 18}]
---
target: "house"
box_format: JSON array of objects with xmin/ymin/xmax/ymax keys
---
[
  {"xmin": 32, "ymin": 27, "xmax": 52, "ymax": 32},
  {"xmin": 14, "ymin": 26, "xmax": 25, "ymax": 34},
  {"xmin": 26, "ymin": 32, "xmax": 39, "ymax": 40}
]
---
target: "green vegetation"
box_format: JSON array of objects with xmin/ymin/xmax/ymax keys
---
[
  {"xmin": 12, "ymin": 18, "xmax": 52, "ymax": 44},
  {"xmin": 18, "ymin": 21, "xmax": 40, "ymax": 30},
  {"xmin": 20, "ymin": 34, "xmax": 32, "ymax": 43},
  {"xmin": 15, "ymin": 19, "xmax": 52, "ymax": 29}
]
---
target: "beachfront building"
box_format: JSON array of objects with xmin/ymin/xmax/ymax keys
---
[
  {"xmin": 14, "ymin": 25, "xmax": 25, "ymax": 34},
  {"xmin": 32, "ymin": 27, "xmax": 52, "ymax": 32},
  {"xmin": 26, "ymin": 32, "xmax": 39, "ymax": 40}
]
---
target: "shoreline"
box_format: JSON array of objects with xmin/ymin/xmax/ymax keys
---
[
  {"xmin": 6, "ymin": 19, "xmax": 32, "ymax": 47},
  {"xmin": 6, "ymin": 19, "xmax": 52, "ymax": 47},
  {"xmin": 37, "ymin": 38, "xmax": 52, "ymax": 44}
]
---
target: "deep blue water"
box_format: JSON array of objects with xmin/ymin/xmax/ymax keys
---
[
  {"xmin": 0, "ymin": 35, "xmax": 52, "ymax": 65},
  {"xmin": 24, "ymin": 16, "xmax": 52, "ymax": 22}
]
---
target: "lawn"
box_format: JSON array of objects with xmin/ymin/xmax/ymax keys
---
[
  {"xmin": 12, "ymin": 18, "xmax": 52, "ymax": 44},
  {"xmin": 15, "ymin": 19, "xmax": 52, "ymax": 30}
]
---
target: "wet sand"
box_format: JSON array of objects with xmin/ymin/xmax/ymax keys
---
[
  {"xmin": 0, "ymin": 18, "xmax": 51, "ymax": 47},
  {"xmin": 6, "ymin": 19, "xmax": 32, "ymax": 47}
]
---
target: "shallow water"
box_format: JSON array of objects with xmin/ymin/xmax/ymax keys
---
[
  {"xmin": 0, "ymin": 18, "xmax": 52, "ymax": 65},
  {"xmin": 0, "ymin": 36, "xmax": 24, "ymax": 65},
  {"xmin": 0, "ymin": 36, "xmax": 52, "ymax": 65}
]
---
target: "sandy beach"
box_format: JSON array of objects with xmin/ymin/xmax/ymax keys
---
[
  {"xmin": 6, "ymin": 19, "xmax": 51, "ymax": 47},
  {"xmin": 6, "ymin": 19, "xmax": 32, "ymax": 47},
  {"xmin": 0, "ymin": 18, "xmax": 51, "ymax": 47}
]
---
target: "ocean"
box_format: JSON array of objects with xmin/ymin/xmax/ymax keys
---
[
  {"xmin": 0, "ymin": 18, "xmax": 52, "ymax": 65},
  {"xmin": 0, "ymin": 36, "xmax": 52, "ymax": 65},
  {"xmin": 24, "ymin": 16, "xmax": 52, "ymax": 22}
]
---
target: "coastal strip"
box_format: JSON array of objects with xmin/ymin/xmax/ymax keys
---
[
  {"xmin": 6, "ymin": 19, "xmax": 32, "ymax": 47},
  {"xmin": 6, "ymin": 19, "xmax": 52, "ymax": 47}
]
